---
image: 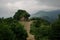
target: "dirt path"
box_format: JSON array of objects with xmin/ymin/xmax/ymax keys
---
[{"xmin": 20, "ymin": 21, "xmax": 35, "ymax": 40}]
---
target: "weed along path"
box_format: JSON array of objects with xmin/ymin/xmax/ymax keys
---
[{"xmin": 20, "ymin": 21, "xmax": 35, "ymax": 40}]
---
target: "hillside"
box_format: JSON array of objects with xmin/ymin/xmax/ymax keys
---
[{"xmin": 30, "ymin": 10, "xmax": 60, "ymax": 22}]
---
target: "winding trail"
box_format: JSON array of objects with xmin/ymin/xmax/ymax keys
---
[{"xmin": 20, "ymin": 21, "xmax": 35, "ymax": 40}]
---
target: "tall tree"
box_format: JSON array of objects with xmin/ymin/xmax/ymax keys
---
[
  {"xmin": 48, "ymin": 15, "xmax": 60, "ymax": 40},
  {"xmin": 0, "ymin": 17, "xmax": 28, "ymax": 40},
  {"xmin": 13, "ymin": 10, "xmax": 30, "ymax": 21},
  {"xmin": 30, "ymin": 19, "xmax": 49, "ymax": 40}
]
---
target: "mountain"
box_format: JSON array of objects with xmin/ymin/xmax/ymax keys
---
[{"xmin": 30, "ymin": 10, "xmax": 60, "ymax": 22}]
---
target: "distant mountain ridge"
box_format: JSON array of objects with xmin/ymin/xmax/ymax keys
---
[{"xmin": 30, "ymin": 10, "xmax": 60, "ymax": 22}]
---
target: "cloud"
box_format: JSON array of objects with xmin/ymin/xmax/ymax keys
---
[
  {"xmin": 0, "ymin": 0, "xmax": 60, "ymax": 17},
  {"xmin": 37, "ymin": 0, "xmax": 60, "ymax": 7}
]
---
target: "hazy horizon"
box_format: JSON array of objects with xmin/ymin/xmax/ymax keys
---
[{"xmin": 0, "ymin": 0, "xmax": 60, "ymax": 18}]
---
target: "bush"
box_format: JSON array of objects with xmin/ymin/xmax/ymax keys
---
[
  {"xmin": 13, "ymin": 10, "xmax": 30, "ymax": 21},
  {"xmin": 30, "ymin": 20, "xmax": 50, "ymax": 40},
  {"xmin": 0, "ymin": 24, "xmax": 15, "ymax": 40},
  {"xmin": 0, "ymin": 18, "xmax": 28, "ymax": 40},
  {"xmin": 48, "ymin": 20, "xmax": 60, "ymax": 40}
]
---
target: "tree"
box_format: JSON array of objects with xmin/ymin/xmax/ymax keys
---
[
  {"xmin": 10, "ymin": 21, "xmax": 28, "ymax": 40},
  {"xmin": 0, "ymin": 17, "xmax": 28, "ymax": 40},
  {"xmin": 48, "ymin": 20, "xmax": 60, "ymax": 40},
  {"xmin": 48, "ymin": 15, "xmax": 60, "ymax": 40},
  {"xmin": 13, "ymin": 10, "xmax": 30, "ymax": 21},
  {"xmin": 30, "ymin": 20, "xmax": 50, "ymax": 40},
  {"xmin": 0, "ymin": 24, "xmax": 15, "ymax": 40}
]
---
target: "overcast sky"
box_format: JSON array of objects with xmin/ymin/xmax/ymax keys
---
[{"xmin": 0, "ymin": 0, "xmax": 60, "ymax": 18}]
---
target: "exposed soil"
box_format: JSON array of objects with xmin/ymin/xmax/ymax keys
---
[{"xmin": 20, "ymin": 21, "xmax": 35, "ymax": 40}]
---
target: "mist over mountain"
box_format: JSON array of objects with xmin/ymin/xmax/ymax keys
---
[{"xmin": 30, "ymin": 10, "xmax": 60, "ymax": 22}]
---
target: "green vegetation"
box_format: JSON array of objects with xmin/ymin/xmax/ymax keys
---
[
  {"xmin": 0, "ymin": 17, "xmax": 28, "ymax": 40},
  {"xmin": 0, "ymin": 9, "xmax": 29, "ymax": 40},
  {"xmin": 13, "ymin": 10, "xmax": 30, "ymax": 21},
  {"xmin": 0, "ymin": 9, "xmax": 60, "ymax": 40},
  {"xmin": 30, "ymin": 19, "xmax": 50, "ymax": 40},
  {"xmin": 30, "ymin": 15, "xmax": 60, "ymax": 40},
  {"xmin": 48, "ymin": 16, "xmax": 60, "ymax": 40}
]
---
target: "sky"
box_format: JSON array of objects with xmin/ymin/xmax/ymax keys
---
[{"xmin": 0, "ymin": 0, "xmax": 60, "ymax": 18}]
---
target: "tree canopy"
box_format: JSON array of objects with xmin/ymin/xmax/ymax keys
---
[
  {"xmin": 48, "ymin": 15, "xmax": 60, "ymax": 40},
  {"xmin": 0, "ymin": 17, "xmax": 28, "ymax": 40},
  {"xmin": 13, "ymin": 10, "xmax": 30, "ymax": 21},
  {"xmin": 30, "ymin": 19, "xmax": 50, "ymax": 40}
]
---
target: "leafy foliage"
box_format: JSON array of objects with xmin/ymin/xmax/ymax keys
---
[
  {"xmin": 48, "ymin": 18, "xmax": 60, "ymax": 40},
  {"xmin": 30, "ymin": 15, "xmax": 60, "ymax": 40},
  {"xmin": 30, "ymin": 19, "xmax": 50, "ymax": 40},
  {"xmin": 0, "ymin": 17, "xmax": 28, "ymax": 40},
  {"xmin": 13, "ymin": 10, "xmax": 30, "ymax": 20}
]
